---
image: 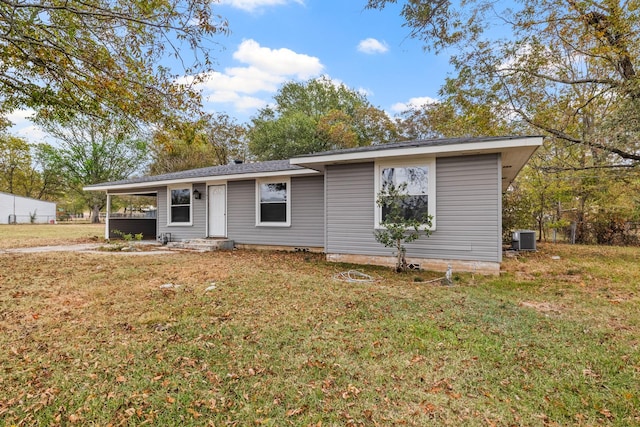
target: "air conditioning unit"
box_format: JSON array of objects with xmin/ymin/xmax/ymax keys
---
[{"xmin": 512, "ymin": 230, "xmax": 536, "ymax": 251}]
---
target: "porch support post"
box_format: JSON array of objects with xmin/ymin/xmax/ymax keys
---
[{"xmin": 105, "ymin": 193, "xmax": 111, "ymax": 240}]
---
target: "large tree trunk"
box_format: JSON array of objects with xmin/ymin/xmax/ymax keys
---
[{"xmin": 91, "ymin": 204, "xmax": 101, "ymax": 223}]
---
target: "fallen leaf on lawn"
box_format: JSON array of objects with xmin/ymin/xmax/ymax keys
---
[
  {"xmin": 286, "ymin": 407, "xmax": 304, "ymax": 417},
  {"xmin": 599, "ymin": 408, "xmax": 613, "ymax": 418}
]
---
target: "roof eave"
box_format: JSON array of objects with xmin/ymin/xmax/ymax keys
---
[
  {"xmin": 83, "ymin": 167, "xmax": 320, "ymax": 192},
  {"xmin": 290, "ymin": 136, "xmax": 543, "ymax": 192}
]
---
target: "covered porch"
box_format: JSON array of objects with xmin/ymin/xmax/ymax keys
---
[{"xmin": 105, "ymin": 192, "xmax": 158, "ymax": 241}]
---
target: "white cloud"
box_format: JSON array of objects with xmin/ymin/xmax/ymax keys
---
[
  {"xmin": 205, "ymin": 91, "xmax": 268, "ymax": 112},
  {"xmin": 7, "ymin": 109, "xmax": 35, "ymax": 123},
  {"xmin": 357, "ymin": 38, "xmax": 389, "ymax": 55},
  {"xmin": 391, "ymin": 96, "xmax": 439, "ymax": 113},
  {"xmin": 6, "ymin": 109, "xmax": 50, "ymax": 143},
  {"xmin": 191, "ymin": 39, "xmax": 324, "ymax": 115},
  {"xmin": 233, "ymin": 40, "xmax": 322, "ymax": 80},
  {"xmin": 220, "ymin": 0, "xmax": 304, "ymax": 12},
  {"xmin": 357, "ymin": 87, "xmax": 373, "ymax": 97}
]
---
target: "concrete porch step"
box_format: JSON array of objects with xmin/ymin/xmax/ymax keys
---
[{"xmin": 166, "ymin": 239, "xmax": 234, "ymax": 252}]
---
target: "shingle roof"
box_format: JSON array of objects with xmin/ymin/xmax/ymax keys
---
[
  {"xmin": 86, "ymin": 135, "xmax": 543, "ymax": 190},
  {"xmin": 84, "ymin": 159, "xmax": 302, "ymax": 189},
  {"xmin": 292, "ymin": 135, "xmax": 542, "ymax": 158}
]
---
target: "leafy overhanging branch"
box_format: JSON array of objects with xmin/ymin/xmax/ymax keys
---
[
  {"xmin": 367, "ymin": 0, "xmax": 640, "ymax": 167},
  {"xmin": 0, "ymin": 0, "xmax": 229, "ymax": 125}
]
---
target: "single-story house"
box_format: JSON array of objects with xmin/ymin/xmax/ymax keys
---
[
  {"xmin": 0, "ymin": 192, "xmax": 57, "ymax": 224},
  {"xmin": 84, "ymin": 135, "xmax": 543, "ymax": 274}
]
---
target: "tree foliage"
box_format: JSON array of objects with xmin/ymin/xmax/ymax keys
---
[
  {"xmin": 0, "ymin": 134, "xmax": 62, "ymax": 199},
  {"xmin": 367, "ymin": 0, "xmax": 640, "ymax": 165},
  {"xmin": 38, "ymin": 115, "xmax": 148, "ymax": 223},
  {"xmin": 370, "ymin": 0, "xmax": 640, "ymax": 245},
  {"xmin": 0, "ymin": 133, "xmax": 30, "ymax": 194},
  {"xmin": 0, "ymin": 0, "xmax": 228, "ymax": 126},
  {"xmin": 149, "ymin": 113, "xmax": 247, "ymax": 174},
  {"xmin": 248, "ymin": 76, "xmax": 398, "ymax": 160},
  {"xmin": 397, "ymin": 93, "xmax": 520, "ymax": 140}
]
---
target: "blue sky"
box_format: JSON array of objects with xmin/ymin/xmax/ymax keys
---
[
  {"xmin": 204, "ymin": 0, "xmax": 449, "ymax": 120},
  {"xmin": 10, "ymin": 0, "xmax": 452, "ymax": 140}
]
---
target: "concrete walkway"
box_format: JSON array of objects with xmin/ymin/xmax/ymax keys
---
[{"xmin": 0, "ymin": 243, "xmax": 174, "ymax": 255}]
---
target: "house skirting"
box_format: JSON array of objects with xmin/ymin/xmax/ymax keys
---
[
  {"xmin": 326, "ymin": 253, "xmax": 500, "ymax": 276},
  {"xmin": 235, "ymin": 244, "xmax": 324, "ymax": 253}
]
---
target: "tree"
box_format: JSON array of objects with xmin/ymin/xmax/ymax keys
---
[
  {"xmin": 0, "ymin": 0, "xmax": 229, "ymax": 126},
  {"xmin": 29, "ymin": 143, "xmax": 66, "ymax": 200},
  {"xmin": 38, "ymin": 115, "xmax": 148, "ymax": 223},
  {"xmin": 12, "ymin": 142, "xmax": 65, "ymax": 200},
  {"xmin": 149, "ymin": 113, "xmax": 247, "ymax": 174},
  {"xmin": 0, "ymin": 134, "xmax": 66, "ymax": 200},
  {"xmin": 369, "ymin": 0, "xmax": 640, "ymax": 245},
  {"xmin": 374, "ymin": 182, "xmax": 432, "ymax": 272},
  {"xmin": 248, "ymin": 76, "xmax": 398, "ymax": 159},
  {"xmin": 367, "ymin": 0, "xmax": 640, "ymax": 166},
  {"xmin": 0, "ymin": 134, "xmax": 30, "ymax": 194},
  {"xmin": 397, "ymin": 91, "xmax": 520, "ymax": 140}
]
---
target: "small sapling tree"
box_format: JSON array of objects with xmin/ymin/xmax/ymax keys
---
[{"xmin": 374, "ymin": 183, "xmax": 432, "ymax": 272}]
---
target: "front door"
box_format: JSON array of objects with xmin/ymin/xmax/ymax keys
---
[{"xmin": 208, "ymin": 185, "xmax": 226, "ymax": 237}]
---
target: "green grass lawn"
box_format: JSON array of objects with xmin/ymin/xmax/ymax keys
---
[{"xmin": 0, "ymin": 225, "xmax": 638, "ymax": 425}]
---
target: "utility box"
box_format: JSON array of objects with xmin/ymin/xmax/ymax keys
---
[{"xmin": 512, "ymin": 230, "xmax": 536, "ymax": 251}]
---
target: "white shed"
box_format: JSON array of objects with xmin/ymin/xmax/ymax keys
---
[{"xmin": 0, "ymin": 192, "xmax": 57, "ymax": 224}]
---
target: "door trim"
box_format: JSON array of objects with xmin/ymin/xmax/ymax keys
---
[{"xmin": 208, "ymin": 184, "xmax": 227, "ymax": 237}]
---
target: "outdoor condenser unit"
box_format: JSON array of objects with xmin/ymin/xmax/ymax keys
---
[{"xmin": 512, "ymin": 230, "xmax": 536, "ymax": 251}]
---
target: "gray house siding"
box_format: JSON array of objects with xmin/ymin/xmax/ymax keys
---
[
  {"xmin": 325, "ymin": 154, "xmax": 502, "ymax": 262},
  {"xmin": 157, "ymin": 183, "xmax": 207, "ymax": 241},
  {"xmin": 227, "ymin": 175, "xmax": 324, "ymax": 247},
  {"xmin": 325, "ymin": 162, "xmax": 376, "ymax": 253}
]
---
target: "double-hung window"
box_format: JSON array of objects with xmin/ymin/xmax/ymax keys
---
[
  {"xmin": 256, "ymin": 178, "xmax": 290, "ymax": 226},
  {"xmin": 375, "ymin": 159, "xmax": 436, "ymax": 229},
  {"xmin": 168, "ymin": 185, "xmax": 192, "ymax": 225}
]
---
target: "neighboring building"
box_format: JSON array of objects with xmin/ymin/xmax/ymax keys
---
[
  {"xmin": 84, "ymin": 136, "xmax": 543, "ymax": 274},
  {"xmin": 0, "ymin": 192, "xmax": 57, "ymax": 224}
]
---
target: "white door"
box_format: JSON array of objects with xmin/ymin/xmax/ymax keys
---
[{"xmin": 208, "ymin": 185, "xmax": 226, "ymax": 237}]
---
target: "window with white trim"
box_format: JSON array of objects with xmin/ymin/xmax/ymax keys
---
[
  {"xmin": 375, "ymin": 159, "xmax": 436, "ymax": 229},
  {"xmin": 256, "ymin": 178, "xmax": 290, "ymax": 226},
  {"xmin": 168, "ymin": 185, "xmax": 192, "ymax": 225}
]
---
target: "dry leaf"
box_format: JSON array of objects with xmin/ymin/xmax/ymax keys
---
[{"xmin": 286, "ymin": 407, "xmax": 304, "ymax": 417}]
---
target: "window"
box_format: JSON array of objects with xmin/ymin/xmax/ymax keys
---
[
  {"xmin": 375, "ymin": 159, "xmax": 436, "ymax": 229},
  {"xmin": 168, "ymin": 186, "xmax": 192, "ymax": 225},
  {"xmin": 256, "ymin": 178, "xmax": 290, "ymax": 226}
]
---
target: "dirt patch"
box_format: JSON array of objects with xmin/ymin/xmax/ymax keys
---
[{"xmin": 519, "ymin": 300, "xmax": 564, "ymax": 314}]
